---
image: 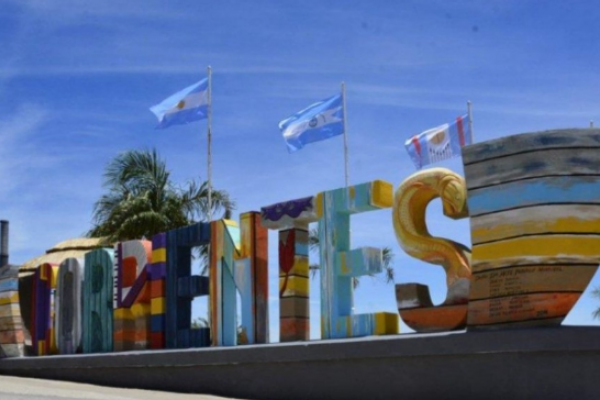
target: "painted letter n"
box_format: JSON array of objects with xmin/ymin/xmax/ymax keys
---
[{"xmin": 210, "ymin": 212, "xmax": 268, "ymax": 346}]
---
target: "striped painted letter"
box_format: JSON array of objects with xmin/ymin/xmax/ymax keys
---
[
  {"xmin": 210, "ymin": 212, "xmax": 268, "ymax": 346},
  {"xmin": 165, "ymin": 223, "xmax": 211, "ymax": 349},
  {"xmin": 261, "ymin": 197, "xmax": 318, "ymax": 342},
  {"xmin": 55, "ymin": 258, "xmax": 85, "ymax": 354},
  {"xmin": 83, "ymin": 248, "xmax": 114, "ymax": 353},
  {"xmin": 31, "ymin": 263, "xmax": 58, "ymax": 355},
  {"xmin": 113, "ymin": 240, "xmax": 152, "ymax": 351},
  {"xmin": 464, "ymin": 129, "xmax": 600, "ymax": 329},
  {"xmin": 392, "ymin": 168, "xmax": 471, "ymax": 333},
  {"xmin": 317, "ymin": 180, "xmax": 399, "ymax": 339},
  {"xmin": 149, "ymin": 233, "xmax": 167, "ymax": 349},
  {"xmin": 0, "ymin": 264, "xmax": 24, "ymax": 357}
]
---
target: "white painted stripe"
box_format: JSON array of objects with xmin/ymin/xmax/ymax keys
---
[
  {"xmin": 282, "ymin": 106, "xmax": 342, "ymax": 139},
  {"xmin": 165, "ymin": 90, "xmax": 207, "ymax": 114}
]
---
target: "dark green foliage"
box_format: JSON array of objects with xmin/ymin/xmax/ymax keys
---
[{"xmin": 88, "ymin": 149, "xmax": 234, "ymax": 243}]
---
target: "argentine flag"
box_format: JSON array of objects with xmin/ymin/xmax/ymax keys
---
[
  {"xmin": 279, "ymin": 94, "xmax": 344, "ymax": 153},
  {"xmin": 150, "ymin": 78, "xmax": 208, "ymax": 129}
]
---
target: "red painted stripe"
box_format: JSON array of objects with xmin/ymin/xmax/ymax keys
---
[
  {"xmin": 456, "ymin": 116, "xmax": 465, "ymax": 147},
  {"xmin": 411, "ymin": 136, "xmax": 422, "ymax": 167}
]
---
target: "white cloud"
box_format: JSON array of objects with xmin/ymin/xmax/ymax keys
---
[
  {"xmin": 0, "ymin": 104, "xmax": 108, "ymax": 263},
  {"xmin": 0, "ymin": 104, "xmax": 50, "ymax": 194}
]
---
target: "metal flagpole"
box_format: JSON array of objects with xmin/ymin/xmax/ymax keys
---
[
  {"xmin": 341, "ymin": 81, "xmax": 349, "ymax": 187},
  {"xmin": 207, "ymin": 66, "xmax": 213, "ymax": 222},
  {"xmin": 467, "ymin": 100, "xmax": 474, "ymax": 143}
]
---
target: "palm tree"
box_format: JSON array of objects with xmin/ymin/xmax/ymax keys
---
[
  {"xmin": 308, "ymin": 228, "xmax": 395, "ymax": 287},
  {"xmin": 88, "ymin": 149, "xmax": 234, "ymax": 244},
  {"xmin": 191, "ymin": 317, "xmax": 210, "ymax": 329}
]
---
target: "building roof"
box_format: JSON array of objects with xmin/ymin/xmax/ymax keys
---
[{"xmin": 20, "ymin": 237, "xmax": 110, "ymax": 271}]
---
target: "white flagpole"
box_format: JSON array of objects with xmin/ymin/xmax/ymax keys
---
[
  {"xmin": 207, "ymin": 66, "xmax": 213, "ymax": 222},
  {"xmin": 467, "ymin": 100, "xmax": 474, "ymax": 143},
  {"xmin": 341, "ymin": 81, "xmax": 349, "ymax": 188}
]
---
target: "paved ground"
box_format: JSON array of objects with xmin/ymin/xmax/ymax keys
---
[{"xmin": 0, "ymin": 375, "xmax": 241, "ymax": 400}]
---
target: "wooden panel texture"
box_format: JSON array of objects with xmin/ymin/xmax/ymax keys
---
[
  {"xmin": 261, "ymin": 196, "xmax": 318, "ymax": 342},
  {"xmin": 31, "ymin": 263, "xmax": 58, "ymax": 355},
  {"xmin": 55, "ymin": 258, "xmax": 85, "ymax": 354},
  {"xmin": 392, "ymin": 168, "xmax": 471, "ymax": 333},
  {"xmin": 464, "ymin": 129, "xmax": 600, "ymax": 329},
  {"xmin": 113, "ymin": 240, "xmax": 152, "ymax": 351},
  {"xmin": 165, "ymin": 223, "xmax": 210, "ymax": 349},
  {"xmin": 0, "ymin": 264, "xmax": 24, "ymax": 357},
  {"xmin": 83, "ymin": 248, "xmax": 114, "ymax": 353},
  {"xmin": 150, "ymin": 233, "xmax": 166, "ymax": 349},
  {"xmin": 210, "ymin": 212, "xmax": 268, "ymax": 346},
  {"xmin": 317, "ymin": 180, "xmax": 399, "ymax": 339}
]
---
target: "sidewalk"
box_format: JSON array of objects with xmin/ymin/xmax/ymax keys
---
[{"xmin": 0, "ymin": 375, "xmax": 242, "ymax": 400}]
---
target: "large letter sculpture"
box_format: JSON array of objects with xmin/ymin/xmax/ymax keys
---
[
  {"xmin": 463, "ymin": 129, "xmax": 600, "ymax": 329},
  {"xmin": 261, "ymin": 197, "xmax": 318, "ymax": 342},
  {"xmin": 210, "ymin": 213, "xmax": 268, "ymax": 346},
  {"xmin": 55, "ymin": 258, "xmax": 85, "ymax": 354},
  {"xmin": 317, "ymin": 180, "xmax": 399, "ymax": 339},
  {"xmin": 113, "ymin": 240, "xmax": 152, "ymax": 351},
  {"xmin": 150, "ymin": 233, "xmax": 167, "ymax": 349},
  {"xmin": 0, "ymin": 263, "xmax": 24, "ymax": 357},
  {"xmin": 83, "ymin": 248, "xmax": 114, "ymax": 353},
  {"xmin": 31, "ymin": 263, "xmax": 58, "ymax": 355},
  {"xmin": 392, "ymin": 168, "xmax": 471, "ymax": 332},
  {"xmin": 165, "ymin": 223, "xmax": 210, "ymax": 348}
]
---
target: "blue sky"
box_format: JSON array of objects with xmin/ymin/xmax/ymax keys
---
[{"xmin": 2, "ymin": 0, "xmax": 600, "ymax": 340}]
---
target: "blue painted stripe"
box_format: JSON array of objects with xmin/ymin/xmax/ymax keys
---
[
  {"xmin": 329, "ymin": 182, "xmax": 380, "ymax": 214},
  {"xmin": 352, "ymin": 313, "xmax": 375, "ymax": 337},
  {"xmin": 295, "ymin": 243, "xmax": 309, "ymax": 256},
  {"xmin": 350, "ymin": 183, "xmax": 372, "ymax": 211},
  {"xmin": 149, "ymin": 262, "xmax": 166, "ymax": 280},
  {"xmin": 190, "ymin": 327, "xmax": 211, "ymax": 347},
  {"xmin": 468, "ymin": 176, "xmax": 600, "ymax": 216},
  {"xmin": 151, "ymin": 314, "xmax": 165, "ymax": 332},
  {"xmin": 0, "ymin": 280, "xmax": 18, "ymax": 292}
]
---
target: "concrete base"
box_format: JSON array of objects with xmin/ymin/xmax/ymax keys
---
[{"xmin": 1, "ymin": 326, "xmax": 600, "ymax": 400}]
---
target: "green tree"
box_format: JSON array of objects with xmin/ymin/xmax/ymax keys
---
[
  {"xmin": 88, "ymin": 148, "xmax": 234, "ymax": 244},
  {"xmin": 308, "ymin": 228, "xmax": 395, "ymax": 286}
]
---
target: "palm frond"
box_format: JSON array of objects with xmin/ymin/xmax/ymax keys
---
[
  {"xmin": 88, "ymin": 148, "xmax": 234, "ymax": 243},
  {"xmin": 307, "ymin": 229, "xmax": 395, "ymax": 285},
  {"xmin": 382, "ymin": 247, "xmax": 395, "ymax": 283},
  {"xmin": 179, "ymin": 179, "xmax": 235, "ymax": 221},
  {"xmin": 309, "ymin": 263, "xmax": 319, "ymax": 278},
  {"xmin": 308, "ymin": 228, "xmax": 320, "ymax": 252}
]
